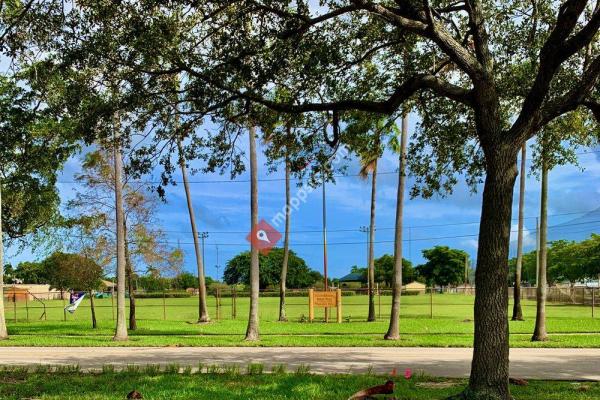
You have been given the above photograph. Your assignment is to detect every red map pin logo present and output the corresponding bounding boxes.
[246,219,282,255]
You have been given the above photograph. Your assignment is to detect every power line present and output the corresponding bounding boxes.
[56,149,600,185]
[63,219,600,247]
[151,209,600,235]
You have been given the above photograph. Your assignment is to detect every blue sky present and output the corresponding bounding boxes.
[7,117,600,280]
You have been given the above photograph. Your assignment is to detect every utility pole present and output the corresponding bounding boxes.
[199,232,209,279]
[408,226,412,263]
[359,225,370,272]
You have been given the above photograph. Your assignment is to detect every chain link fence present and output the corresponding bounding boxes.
[2,285,598,323]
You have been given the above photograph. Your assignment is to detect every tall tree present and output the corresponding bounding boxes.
[361,150,378,322]
[0,184,7,339]
[529,117,595,339]
[263,118,310,322]
[178,139,210,323]
[68,149,182,331]
[279,151,291,322]
[385,115,409,339]
[532,142,549,341]
[113,116,128,341]
[350,118,387,322]
[512,145,527,321]
[245,125,260,341]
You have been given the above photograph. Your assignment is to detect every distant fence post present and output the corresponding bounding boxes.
[216,288,220,321]
[430,287,433,319]
[13,292,17,323]
[62,292,66,322]
[377,283,381,320]
[232,286,237,319]
[308,289,314,322]
[593,288,595,318]
[25,293,29,323]
[162,290,166,320]
[336,289,342,323]
[111,288,115,321]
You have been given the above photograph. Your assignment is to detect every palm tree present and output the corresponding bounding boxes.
[113,114,128,341]
[359,137,380,323]
[178,140,210,323]
[0,182,8,339]
[385,115,409,340]
[512,144,526,321]
[245,125,260,341]
[278,150,291,322]
[532,147,549,341]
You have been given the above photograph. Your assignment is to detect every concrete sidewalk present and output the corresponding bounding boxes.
[0,347,598,380]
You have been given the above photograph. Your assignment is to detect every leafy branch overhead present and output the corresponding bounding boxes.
[38,1,599,197]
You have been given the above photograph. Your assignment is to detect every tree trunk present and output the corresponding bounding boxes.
[532,158,549,341]
[89,290,97,329]
[178,140,211,323]
[0,182,9,339]
[512,144,526,321]
[123,222,137,331]
[460,148,517,400]
[367,159,378,322]
[113,117,128,341]
[245,125,260,341]
[279,155,291,322]
[385,115,408,340]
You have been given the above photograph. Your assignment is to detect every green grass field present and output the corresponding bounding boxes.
[0,368,598,400]
[2,293,599,347]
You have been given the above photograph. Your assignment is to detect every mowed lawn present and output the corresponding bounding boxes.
[0,368,599,400]
[2,293,599,347]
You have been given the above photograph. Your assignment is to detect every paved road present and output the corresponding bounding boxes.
[0,347,598,380]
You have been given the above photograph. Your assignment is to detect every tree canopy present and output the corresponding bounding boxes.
[349,255,414,286]
[224,248,321,289]
[416,246,468,288]
[42,252,103,292]
[509,234,600,286]
[0,75,79,243]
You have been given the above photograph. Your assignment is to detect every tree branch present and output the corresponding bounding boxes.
[532,54,600,134]
[511,0,593,136]
[464,0,494,74]
[277,4,358,38]
[353,0,483,80]
[207,74,473,115]
[582,100,600,122]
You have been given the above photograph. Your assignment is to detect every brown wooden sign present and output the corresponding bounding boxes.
[308,289,342,323]
[313,291,337,307]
